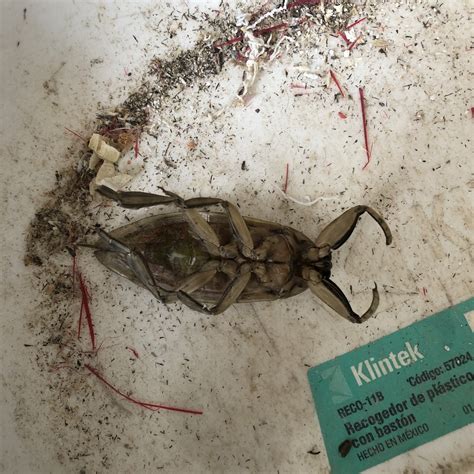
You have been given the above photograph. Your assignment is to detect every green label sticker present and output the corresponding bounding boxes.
[307,298,474,473]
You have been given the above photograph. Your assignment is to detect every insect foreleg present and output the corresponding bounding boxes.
[314,205,392,250]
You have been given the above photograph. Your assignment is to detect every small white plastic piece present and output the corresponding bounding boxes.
[95,161,116,184]
[88,133,120,163]
[274,184,338,207]
[99,173,133,191]
[90,161,118,196]
[88,152,101,170]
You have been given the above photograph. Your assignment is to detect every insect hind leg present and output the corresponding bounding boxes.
[308,276,379,324]
[177,270,252,315]
[95,228,172,302]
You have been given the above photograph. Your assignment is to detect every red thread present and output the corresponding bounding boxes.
[134,136,139,159]
[338,112,347,119]
[359,88,371,170]
[214,0,321,49]
[348,34,362,51]
[214,36,244,48]
[78,298,84,339]
[126,346,140,359]
[214,22,288,48]
[345,18,366,30]
[235,51,249,63]
[329,70,345,97]
[64,127,87,142]
[78,274,96,350]
[254,22,288,36]
[338,31,350,45]
[84,364,203,415]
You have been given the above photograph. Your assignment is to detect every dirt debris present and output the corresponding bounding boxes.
[26,1,374,267]
[25,165,93,268]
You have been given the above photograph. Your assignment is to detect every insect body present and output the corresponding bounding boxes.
[92,186,392,323]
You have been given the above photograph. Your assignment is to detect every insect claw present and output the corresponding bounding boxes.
[357,283,379,323]
[315,205,392,250]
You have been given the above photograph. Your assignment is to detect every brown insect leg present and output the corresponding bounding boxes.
[185,199,254,256]
[97,186,177,208]
[315,205,392,250]
[174,260,220,293]
[308,278,379,324]
[96,229,172,302]
[98,186,254,257]
[178,271,252,315]
[310,205,390,323]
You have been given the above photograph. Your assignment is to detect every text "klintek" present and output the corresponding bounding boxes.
[351,342,424,386]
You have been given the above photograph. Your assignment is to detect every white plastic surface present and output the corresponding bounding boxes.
[1,1,472,472]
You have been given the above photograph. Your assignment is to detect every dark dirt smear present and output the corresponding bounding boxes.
[118,41,229,129]
[100,1,357,129]
[25,166,93,268]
